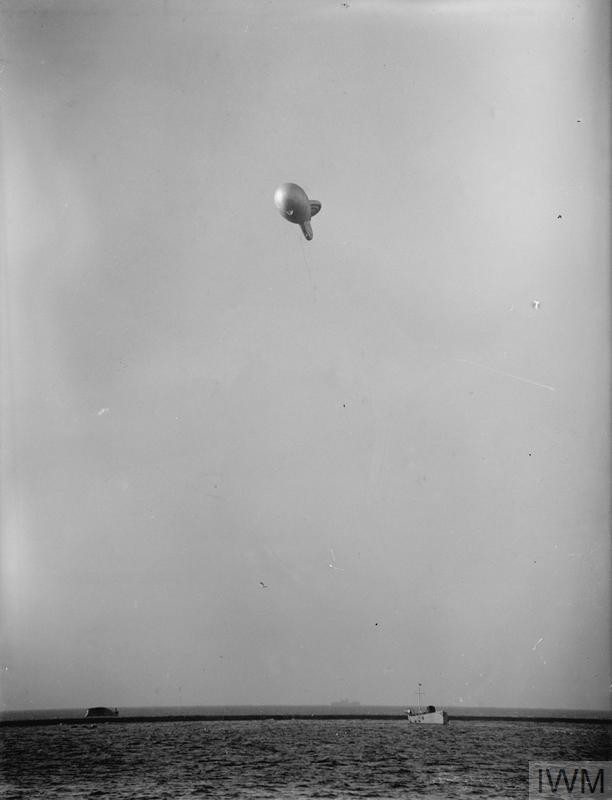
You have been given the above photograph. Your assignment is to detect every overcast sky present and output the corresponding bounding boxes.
[1,0,609,712]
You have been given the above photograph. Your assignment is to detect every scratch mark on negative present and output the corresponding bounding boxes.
[455,359,555,392]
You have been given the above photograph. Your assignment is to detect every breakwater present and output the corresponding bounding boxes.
[2,713,609,728]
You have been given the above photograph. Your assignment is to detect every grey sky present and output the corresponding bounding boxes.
[1,0,609,711]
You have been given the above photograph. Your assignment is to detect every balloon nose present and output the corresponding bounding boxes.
[274,186,288,211]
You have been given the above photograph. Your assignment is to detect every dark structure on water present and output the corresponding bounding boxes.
[84,707,118,718]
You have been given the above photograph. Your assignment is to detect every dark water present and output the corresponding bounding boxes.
[1,719,610,799]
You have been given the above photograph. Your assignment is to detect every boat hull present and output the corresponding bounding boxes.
[406,710,448,725]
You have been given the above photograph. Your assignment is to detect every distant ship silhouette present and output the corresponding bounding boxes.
[84,706,119,718]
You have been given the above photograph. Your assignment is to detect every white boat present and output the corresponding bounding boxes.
[405,684,448,725]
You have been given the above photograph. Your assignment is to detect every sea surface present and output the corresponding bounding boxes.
[1,713,610,799]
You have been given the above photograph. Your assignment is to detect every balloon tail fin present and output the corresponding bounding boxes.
[300,221,313,241]
[310,201,321,217]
